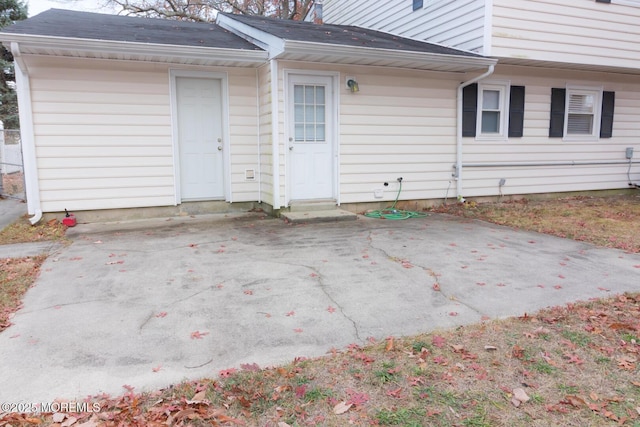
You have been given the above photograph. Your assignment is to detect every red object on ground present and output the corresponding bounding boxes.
[62,215,77,227]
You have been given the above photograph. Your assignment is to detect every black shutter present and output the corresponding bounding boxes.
[508,86,525,138]
[600,91,615,138]
[549,88,566,138]
[462,83,477,137]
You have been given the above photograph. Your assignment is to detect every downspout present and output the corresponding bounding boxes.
[11,42,42,225]
[256,67,262,203]
[270,58,280,209]
[456,64,494,199]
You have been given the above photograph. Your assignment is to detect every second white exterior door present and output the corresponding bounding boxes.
[176,76,225,201]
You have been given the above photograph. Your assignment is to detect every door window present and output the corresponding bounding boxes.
[294,85,326,142]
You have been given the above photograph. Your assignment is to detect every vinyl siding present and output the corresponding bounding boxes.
[459,65,640,198]
[278,62,462,205]
[322,0,486,53]
[492,0,640,68]
[26,56,260,212]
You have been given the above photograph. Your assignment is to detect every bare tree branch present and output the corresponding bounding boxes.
[108,0,314,21]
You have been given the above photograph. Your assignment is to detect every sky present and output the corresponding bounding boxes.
[26,0,117,17]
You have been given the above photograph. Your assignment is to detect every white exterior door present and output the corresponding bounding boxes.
[176,77,224,201]
[288,74,335,201]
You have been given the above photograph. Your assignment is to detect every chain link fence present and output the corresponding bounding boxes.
[0,129,25,200]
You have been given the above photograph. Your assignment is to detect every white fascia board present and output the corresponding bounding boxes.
[282,40,497,69]
[0,33,268,64]
[216,14,285,58]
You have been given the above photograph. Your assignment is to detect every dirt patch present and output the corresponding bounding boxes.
[431,194,640,253]
[1,171,25,196]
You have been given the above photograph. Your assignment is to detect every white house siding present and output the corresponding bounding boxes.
[226,68,261,203]
[322,0,486,53]
[25,56,260,213]
[460,65,640,198]
[492,0,640,69]
[277,61,462,206]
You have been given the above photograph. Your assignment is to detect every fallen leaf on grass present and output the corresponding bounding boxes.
[219,368,237,377]
[333,401,352,414]
[385,337,394,351]
[511,388,530,407]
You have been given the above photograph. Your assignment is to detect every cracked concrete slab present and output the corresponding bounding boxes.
[0,211,639,403]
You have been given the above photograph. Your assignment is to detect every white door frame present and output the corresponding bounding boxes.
[283,69,340,207]
[169,69,231,204]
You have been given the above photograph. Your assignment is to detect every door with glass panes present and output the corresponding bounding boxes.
[287,74,335,201]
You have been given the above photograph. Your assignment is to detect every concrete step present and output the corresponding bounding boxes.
[281,209,358,224]
[288,200,338,212]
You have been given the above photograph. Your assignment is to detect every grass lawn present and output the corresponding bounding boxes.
[1,194,639,426]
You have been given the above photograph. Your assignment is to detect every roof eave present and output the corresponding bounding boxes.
[280,40,497,72]
[0,33,269,66]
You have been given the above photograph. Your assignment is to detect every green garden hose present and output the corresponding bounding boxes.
[364,180,429,220]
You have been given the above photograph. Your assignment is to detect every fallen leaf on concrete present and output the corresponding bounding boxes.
[190,330,209,339]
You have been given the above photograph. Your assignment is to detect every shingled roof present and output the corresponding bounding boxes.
[2,9,262,51]
[219,12,482,58]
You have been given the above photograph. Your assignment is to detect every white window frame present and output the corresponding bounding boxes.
[475,80,510,141]
[563,86,602,141]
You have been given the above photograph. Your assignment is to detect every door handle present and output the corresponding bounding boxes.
[289,146,293,151]
[218,146,223,151]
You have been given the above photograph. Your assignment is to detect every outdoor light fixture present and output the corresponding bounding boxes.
[346,77,359,93]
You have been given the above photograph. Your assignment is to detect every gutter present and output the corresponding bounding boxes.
[0,33,269,65]
[456,64,495,199]
[11,42,42,225]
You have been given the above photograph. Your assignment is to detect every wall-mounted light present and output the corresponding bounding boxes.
[346,76,359,93]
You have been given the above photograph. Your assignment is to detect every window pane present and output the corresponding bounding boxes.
[482,90,500,109]
[481,111,500,133]
[294,85,304,104]
[305,124,315,140]
[567,114,593,135]
[315,86,325,105]
[294,105,304,122]
[316,105,325,123]
[316,124,325,141]
[304,86,315,104]
[568,94,594,114]
[305,105,315,122]
[295,124,304,141]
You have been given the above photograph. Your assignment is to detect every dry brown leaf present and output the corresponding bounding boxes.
[333,401,352,415]
[589,391,599,401]
[564,395,586,407]
[385,337,394,351]
[513,388,530,403]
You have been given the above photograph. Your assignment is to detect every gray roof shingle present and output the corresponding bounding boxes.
[2,9,263,50]
[220,12,482,58]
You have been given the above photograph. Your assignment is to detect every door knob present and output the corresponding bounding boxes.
[218,146,222,151]
[289,146,293,151]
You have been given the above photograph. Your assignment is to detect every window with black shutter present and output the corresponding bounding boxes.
[462,82,525,139]
[549,87,614,139]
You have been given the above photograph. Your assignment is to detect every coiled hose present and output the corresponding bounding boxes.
[364,180,429,220]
